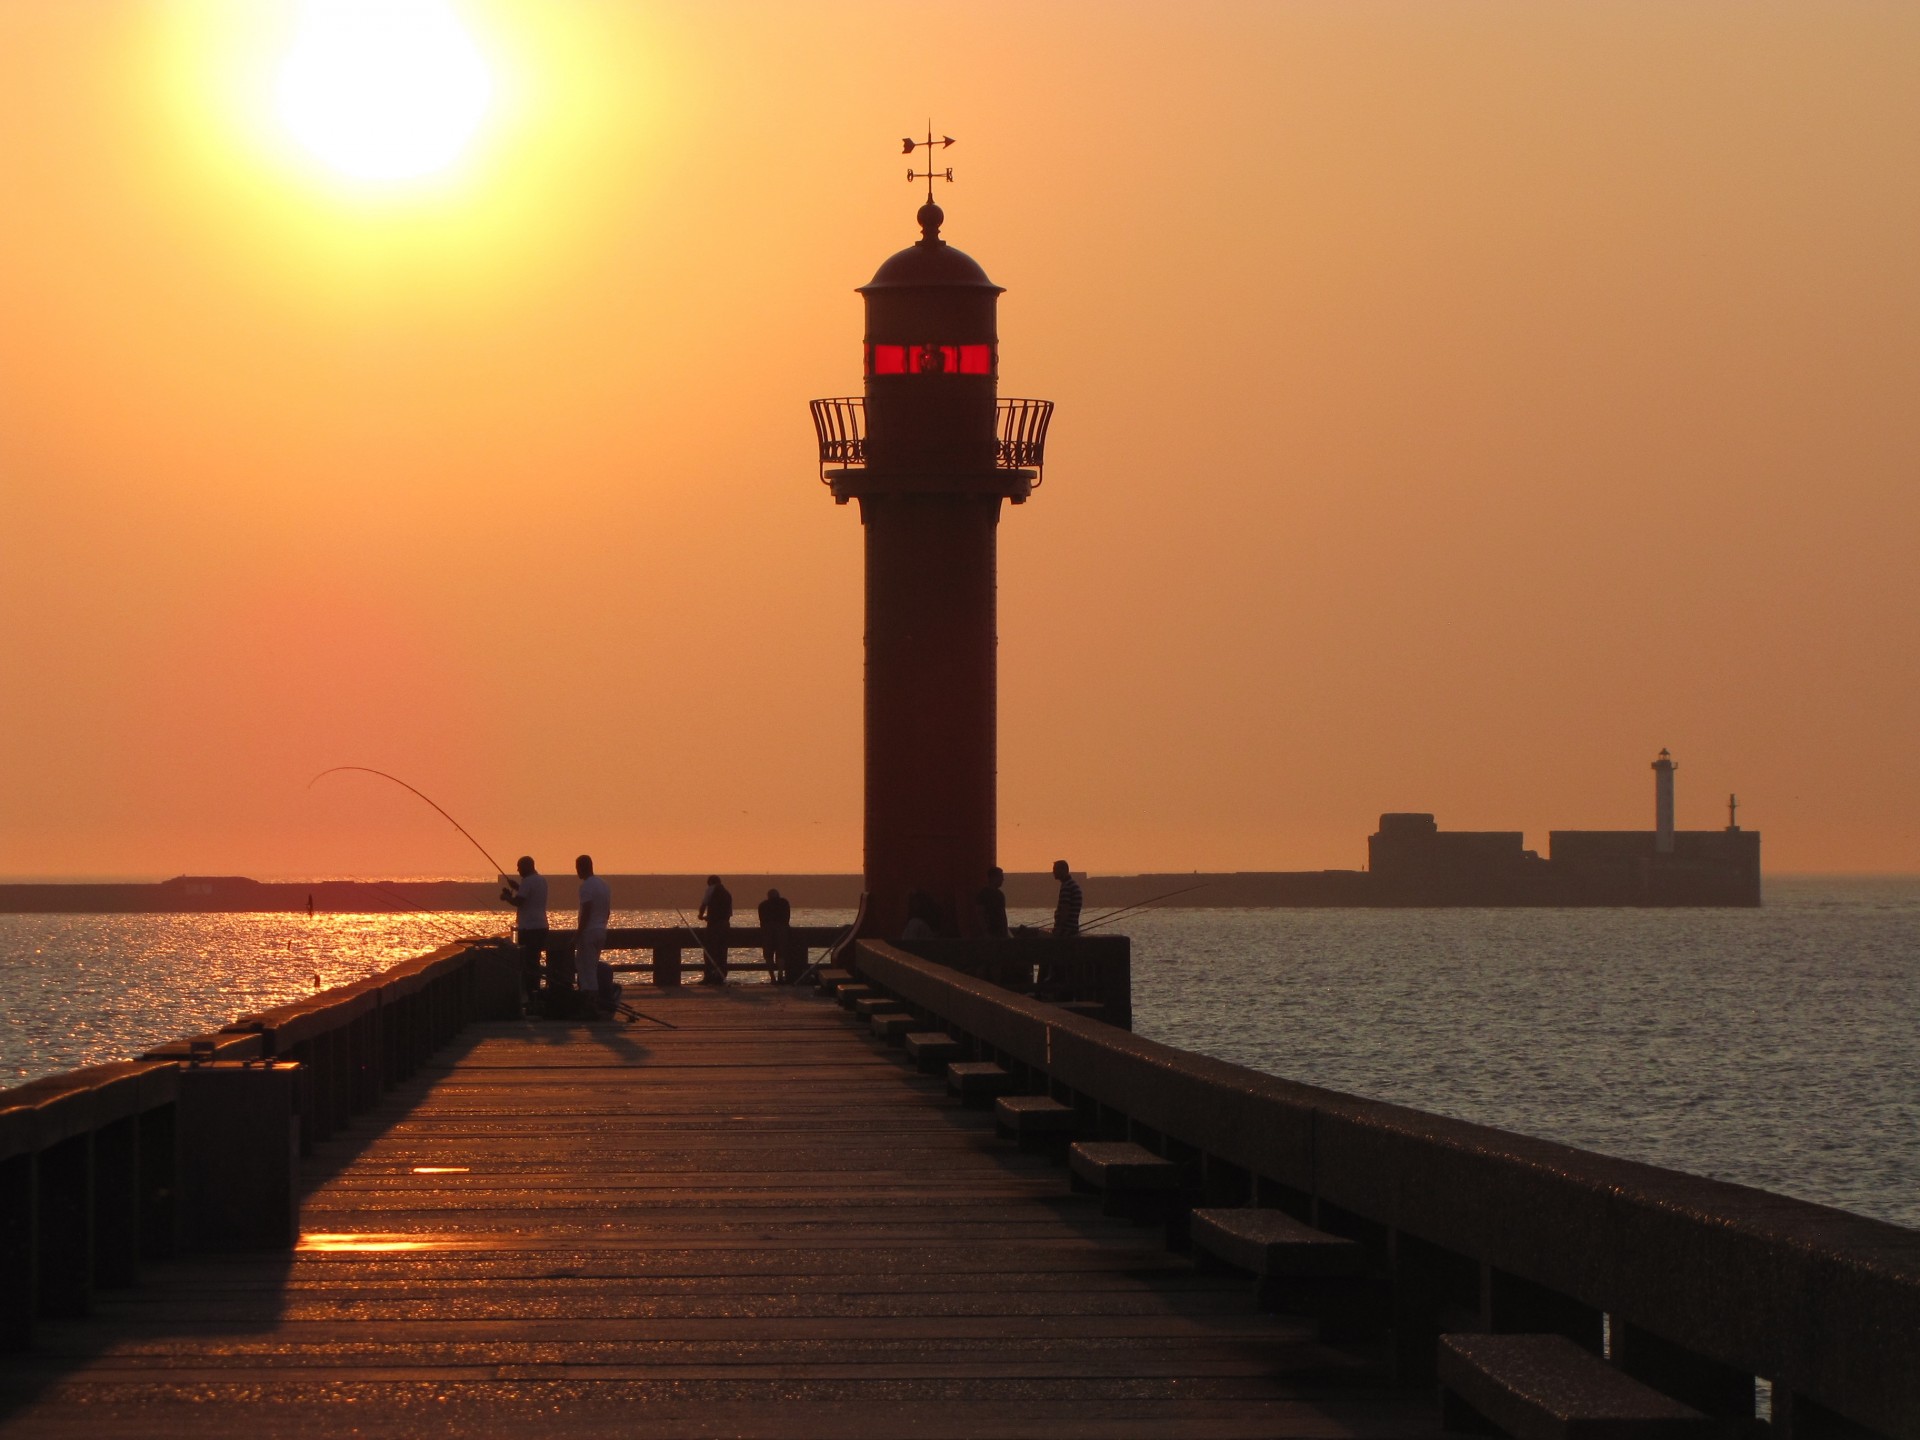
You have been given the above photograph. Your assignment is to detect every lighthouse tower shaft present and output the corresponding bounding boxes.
[1653,749,1677,855]
[811,200,1051,938]
[863,498,1000,937]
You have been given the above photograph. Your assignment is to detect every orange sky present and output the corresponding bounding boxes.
[2,2,1916,879]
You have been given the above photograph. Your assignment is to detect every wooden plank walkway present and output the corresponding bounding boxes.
[0,989,1439,1439]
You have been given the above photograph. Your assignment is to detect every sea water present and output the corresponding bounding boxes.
[2,878,1914,1227]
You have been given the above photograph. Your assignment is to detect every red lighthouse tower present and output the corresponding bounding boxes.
[810,146,1052,938]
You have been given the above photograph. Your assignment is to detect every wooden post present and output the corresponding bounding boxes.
[35,1133,92,1318]
[91,1115,141,1288]
[0,1153,34,1349]
[177,1062,301,1251]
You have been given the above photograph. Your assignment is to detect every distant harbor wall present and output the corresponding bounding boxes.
[0,859,1759,914]
[0,874,873,914]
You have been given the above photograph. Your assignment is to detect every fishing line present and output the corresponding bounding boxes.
[334,882,472,946]
[1075,881,1217,935]
[308,766,508,878]
[371,882,493,944]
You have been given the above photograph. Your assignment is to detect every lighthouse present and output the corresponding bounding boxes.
[1652,748,1677,854]
[809,140,1053,938]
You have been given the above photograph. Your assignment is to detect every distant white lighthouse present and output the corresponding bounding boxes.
[1652,748,1677,854]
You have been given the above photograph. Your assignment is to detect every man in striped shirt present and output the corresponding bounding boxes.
[1051,860,1083,939]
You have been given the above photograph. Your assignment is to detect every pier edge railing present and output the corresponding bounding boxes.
[0,937,521,1351]
[849,938,1920,1440]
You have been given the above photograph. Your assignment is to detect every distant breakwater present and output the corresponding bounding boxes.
[2,865,1771,914]
[0,871,1366,914]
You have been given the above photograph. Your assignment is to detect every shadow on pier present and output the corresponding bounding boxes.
[2,983,1411,1438]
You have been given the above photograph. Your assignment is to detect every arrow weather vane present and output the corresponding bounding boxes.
[903,124,955,203]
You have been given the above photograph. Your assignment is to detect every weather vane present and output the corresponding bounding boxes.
[903,125,955,203]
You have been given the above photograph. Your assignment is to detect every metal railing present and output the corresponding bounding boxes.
[808,397,1055,482]
[808,397,867,476]
[995,397,1053,480]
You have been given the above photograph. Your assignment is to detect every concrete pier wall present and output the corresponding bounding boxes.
[0,938,522,1349]
[852,939,1920,1440]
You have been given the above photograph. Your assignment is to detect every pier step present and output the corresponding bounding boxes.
[1190,1207,1381,1338]
[995,1093,1080,1147]
[1190,1207,1368,1279]
[904,1032,965,1074]
[1069,1141,1180,1193]
[947,1061,1014,1106]
[1069,1140,1186,1225]
[854,995,907,1020]
[834,983,875,1010]
[870,1012,917,1043]
[1438,1333,1716,1440]
[811,967,852,992]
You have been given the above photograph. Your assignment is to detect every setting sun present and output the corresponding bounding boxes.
[275,0,493,183]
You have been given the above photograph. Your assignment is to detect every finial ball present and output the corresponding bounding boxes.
[917,201,945,242]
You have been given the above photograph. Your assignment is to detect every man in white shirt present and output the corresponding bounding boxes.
[500,856,550,1006]
[575,854,612,1000]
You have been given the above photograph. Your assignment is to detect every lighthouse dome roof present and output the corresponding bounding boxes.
[859,203,1003,293]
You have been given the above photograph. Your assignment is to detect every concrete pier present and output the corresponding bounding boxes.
[0,988,1423,1438]
[3,940,1915,1440]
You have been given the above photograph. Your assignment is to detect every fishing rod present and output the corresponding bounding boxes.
[616,998,679,1029]
[550,914,680,1030]
[1074,881,1217,935]
[674,907,724,985]
[308,766,509,879]
[306,765,684,1024]
[558,910,689,1026]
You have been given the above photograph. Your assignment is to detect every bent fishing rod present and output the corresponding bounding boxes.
[308,766,519,939]
[308,766,510,879]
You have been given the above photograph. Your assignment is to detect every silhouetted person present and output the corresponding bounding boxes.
[975,866,1009,939]
[575,855,610,1002]
[1051,860,1082,940]
[500,855,550,1005]
[698,874,732,985]
[758,887,792,982]
[901,888,944,941]
[1041,860,1083,993]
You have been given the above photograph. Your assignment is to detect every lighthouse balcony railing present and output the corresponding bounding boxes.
[809,397,868,476]
[809,396,1054,482]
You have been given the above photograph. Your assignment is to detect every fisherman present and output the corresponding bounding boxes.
[1051,859,1083,940]
[575,855,611,1007]
[1040,859,1083,993]
[500,856,550,1006]
[697,875,733,985]
[757,887,792,982]
[974,866,1010,939]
